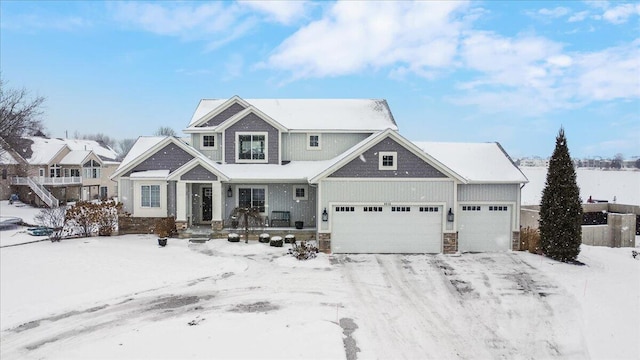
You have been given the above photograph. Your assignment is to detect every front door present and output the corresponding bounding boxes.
[202,187,212,222]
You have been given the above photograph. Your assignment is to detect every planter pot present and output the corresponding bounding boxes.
[158,238,167,247]
[259,233,270,243]
[285,234,296,244]
[270,236,283,247]
[295,221,304,229]
[228,233,240,242]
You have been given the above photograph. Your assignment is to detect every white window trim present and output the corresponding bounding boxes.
[306,133,321,150]
[378,151,397,171]
[293,185,308,201]
[235,132,268,163]
[236,185,268,214]
[200,134,217,149]
[140,184,161,208]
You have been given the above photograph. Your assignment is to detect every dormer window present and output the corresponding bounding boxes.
[201,134,216,149]
[307,134,321,150]
[237,132,267,163]
[83,160,101,179]
[379,152,397,171]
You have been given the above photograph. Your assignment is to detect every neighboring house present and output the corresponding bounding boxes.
[111,96,528,254]
[2,137,120,207]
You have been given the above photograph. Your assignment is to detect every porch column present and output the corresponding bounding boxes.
[176,182,187,222]
[212,181,222,221]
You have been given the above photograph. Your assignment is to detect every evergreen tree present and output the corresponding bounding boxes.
[539,128,583,262]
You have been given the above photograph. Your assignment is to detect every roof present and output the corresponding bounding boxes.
[23,137,118,165]
[217,161,333,182]
[0,150,20,165]
[188,98,398,132]
[413,142,528,184]
[59,150,92,165]
[118,136,166,172]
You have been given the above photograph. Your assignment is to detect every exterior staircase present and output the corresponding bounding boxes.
[11,177,59,208]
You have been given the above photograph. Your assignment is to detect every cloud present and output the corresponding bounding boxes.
[568,10,590,22]
[1,14,92,31]
[238,1,310,25]
[263,1,471,80]
[538,7,570,18]
[602,3,640,24]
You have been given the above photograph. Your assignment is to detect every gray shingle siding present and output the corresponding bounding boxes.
[224,113,279,164]
[329,137,446,178]
[200,103,246,127]
[124,144,194,176]
[180,165,218,181]
[167,181,176,217]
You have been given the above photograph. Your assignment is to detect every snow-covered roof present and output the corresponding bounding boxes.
[413,142,528,183]
[59,150,91,165]
[117,136,166,173]
[0,150,20,165]
[217,161,333,182]
[23,137,118,165]
[130,170,170,179]
[188,98,397,132]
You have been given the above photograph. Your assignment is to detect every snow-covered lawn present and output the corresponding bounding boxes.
[1,201,639,359]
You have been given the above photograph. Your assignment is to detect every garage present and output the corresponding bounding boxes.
[331,204,443,253]
[458,204,512,252]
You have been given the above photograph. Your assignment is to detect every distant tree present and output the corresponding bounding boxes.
[74,132,116,150]
[0,77,46,155]
[539,128,583,262]
[154,127,177,137]
[610,153,623,169]
[635,158,640,169]
[117,138,136,160]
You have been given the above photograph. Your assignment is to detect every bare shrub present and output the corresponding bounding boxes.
[34,207,66,241]
[521,227,541,254]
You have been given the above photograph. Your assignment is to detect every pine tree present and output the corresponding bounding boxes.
[539,128,583,262]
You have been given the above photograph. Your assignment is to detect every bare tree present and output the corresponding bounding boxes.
[0,77,46,155]
[611,153,624,169]
[117,138,136,160]
[74,132,117,150]
[34,207,67,242]
[154,126,177,137]
[230,207,264,243]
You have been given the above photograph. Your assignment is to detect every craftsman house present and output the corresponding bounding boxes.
[1,137,120,207]
[111,96,528,253]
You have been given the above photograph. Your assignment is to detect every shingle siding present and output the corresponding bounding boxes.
[224,113,279,164]
[124,144,194,176]
[329,138,446,178]
[200,103,246,127]
[180,165,218,181]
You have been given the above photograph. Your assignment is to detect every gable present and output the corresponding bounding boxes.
[180,164,219,181]
[224,113,280,165]
[329,137,447,178]
[124,144,194,177]
[199,102,246,128]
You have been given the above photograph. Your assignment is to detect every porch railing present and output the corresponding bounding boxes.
[10,177,59,208]
[10,176,82,186]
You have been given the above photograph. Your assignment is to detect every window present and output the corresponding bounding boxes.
[49,164,61,178]
[419,206,439,212]
[379,151,397,170]
[462,206,482,211]
[335,206,355,212]
[364,206,383,212]
[1,168,6,180]
[391,206,410,212]
[489,206,508,211]
[293,185,308,200]
[39,168,45,177]
[238,187,266,212]
[141,185,160,208]
[70,169,80,177]
[307,134,321,150]
[237,132,267,163]
[100,186,108,199]
[83,160,101,179]
[201,134,216,148]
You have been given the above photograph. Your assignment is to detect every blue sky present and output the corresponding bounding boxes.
[1,1,638,159]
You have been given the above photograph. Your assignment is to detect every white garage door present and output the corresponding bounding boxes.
[458,205,511,252]
[331,205,442,253]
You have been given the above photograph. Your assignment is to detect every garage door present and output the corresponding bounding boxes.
[331,205,442,253]
[458,205,511,252]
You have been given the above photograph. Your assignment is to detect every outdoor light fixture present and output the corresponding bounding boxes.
[447,208,454,222]
[227,186,232,198]
[322,208,328,222]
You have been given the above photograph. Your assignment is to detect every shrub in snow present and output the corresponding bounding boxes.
[34,207,66,242]
[520,227,541,254]
[285,234,296,244]
[65,201,100,237]
[228,233,240,242]
[270,236,283,247]
[258,233,270,243]
[539,128,582,262]
[154,216,175,238]
[97,201,122,236]
[288,240,319,260]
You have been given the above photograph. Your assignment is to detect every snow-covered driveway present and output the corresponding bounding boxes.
[334,253,586,359]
